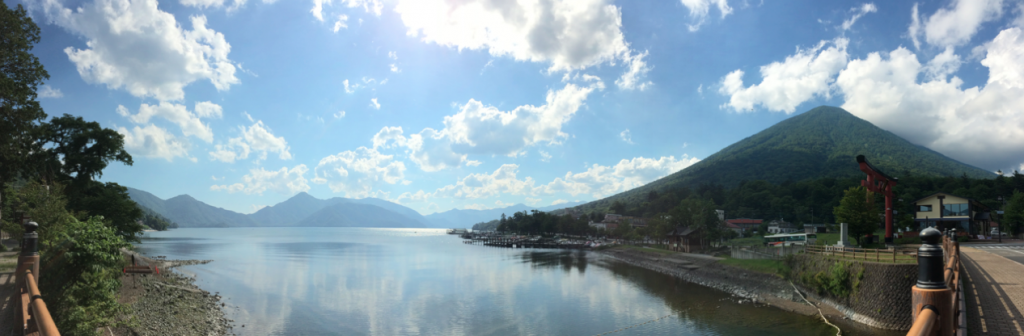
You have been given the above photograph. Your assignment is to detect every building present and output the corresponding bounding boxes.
[766,220,798,234]
[724,222,743,237]
[588,222,607,230]
[803,223,828,233]
[912,192,992,236]
[668,226,703,253]
[725,218,763,231]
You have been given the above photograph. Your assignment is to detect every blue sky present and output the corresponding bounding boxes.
[11,0,1024,214]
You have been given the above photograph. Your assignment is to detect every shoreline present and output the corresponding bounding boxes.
[111,250,233,336]
[595,246,902,335]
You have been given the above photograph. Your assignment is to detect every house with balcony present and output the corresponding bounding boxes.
[912,192,992,236]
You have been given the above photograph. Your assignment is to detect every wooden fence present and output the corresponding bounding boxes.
[804,245,918,263]
[906,233,964,336]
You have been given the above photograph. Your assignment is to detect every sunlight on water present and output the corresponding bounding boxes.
[137,228,885,336]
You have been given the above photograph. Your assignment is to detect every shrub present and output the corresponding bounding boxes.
[39,216,132,336]
[808,261,853,298]
[957,236,969,243]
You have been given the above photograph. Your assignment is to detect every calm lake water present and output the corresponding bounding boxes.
[136,228,882,336]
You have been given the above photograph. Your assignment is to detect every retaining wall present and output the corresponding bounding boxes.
[788,254,918,330]
[730,245,805,260]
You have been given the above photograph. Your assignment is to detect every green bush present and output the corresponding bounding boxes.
[895,236,921,245]
[39,216,132,336]
[808,261,854,298]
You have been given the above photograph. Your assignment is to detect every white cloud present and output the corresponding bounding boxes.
[334,110,346,119]
[117,124,191,161]
[41,0,238,101]
[343,79,358,93]
[840,3,877,31]
[465,160,483,167]
[388,51,397,60]
[616,51,653,90]
[333,14,349,32]
[923,46,963,81]
[118,102,215,142]
[538,150,552,162]
[394,0,650,86]
[619,129,633,144]
[250,204,268,213]
[525,197,541,206]
[679,0,733,32]
[463,203,487,210]
[208,120,291,163]
[312,147,407,197]
[909,4,923,50]
[211,175,223,181]
[38,85,63,98]
[434,164,536,199]
[538,155,701,198]
[390,64,400,73]
[719,37,849,113]
[551,199,568,206]
[837,27,1024,170]
[375,84,594,172]
[194,101,223,119]
[370,98,380,110]
[911,0,1004,48]
[312,0,382,22]
[212,165,310,195]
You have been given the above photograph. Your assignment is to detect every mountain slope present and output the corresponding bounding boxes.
[578,106,994,211]
[296,203,428,228]
[346,198,433,228]
[425,201,586,228]
[249,192,344,226]
[163,195,261,228]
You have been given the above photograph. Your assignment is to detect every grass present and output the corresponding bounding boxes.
[719,257,790,278]
[0,258,17,272]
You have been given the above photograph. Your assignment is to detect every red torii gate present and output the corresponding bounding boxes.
[857,155,897,245]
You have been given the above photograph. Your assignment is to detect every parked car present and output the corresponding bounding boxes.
[990,228,1009,237]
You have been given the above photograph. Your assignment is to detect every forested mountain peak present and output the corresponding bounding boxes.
[576,105,994,212]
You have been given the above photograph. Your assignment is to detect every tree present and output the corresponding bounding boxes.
[1005,191,1024,236]
[610,200,625,215]
[37,114,133,185]
[0,2,50,225]
[1,181,75,251]
[834,186,879,246]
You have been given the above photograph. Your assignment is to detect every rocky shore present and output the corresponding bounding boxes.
[109,251,233,336]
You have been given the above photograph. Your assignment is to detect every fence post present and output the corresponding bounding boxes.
[912,227,953,336]
[14,221,41,333]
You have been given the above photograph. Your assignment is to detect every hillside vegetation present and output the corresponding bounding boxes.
[576,106,994,214]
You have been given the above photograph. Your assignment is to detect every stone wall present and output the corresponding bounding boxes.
[788,254,918,330]
[730,245,805,260]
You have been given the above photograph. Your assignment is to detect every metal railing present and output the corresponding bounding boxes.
[12,221,61,336]
[805,245,918,263]
[907,228,964,336]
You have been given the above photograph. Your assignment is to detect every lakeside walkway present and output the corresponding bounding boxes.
[961,246,1024,335]
[0,271,15,336]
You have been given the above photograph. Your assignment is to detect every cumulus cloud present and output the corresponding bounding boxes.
[312,147,407,197]
[194,101,223,119]
[719,38,849,113]
[679,0,733,32]
[117,102,216,142]
[537,155,701,198]
[117,124,191,161]
[840,3,877,31]
[838,27,1024,170]
[334,110,346,119]
[434,164,536,199]
[551,199,568,206]
[465,160,482,167]
[38,85,63,98]
[909,0,1004,48]
[333,14,348,32]
[40,0,238,101]
[212,165,310,195]
[374,84,594,172]
[395,0,651,87]
[208,120,292,163]
[370,98,380,110]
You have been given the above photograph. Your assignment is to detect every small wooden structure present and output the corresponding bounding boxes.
[668,226,702,253]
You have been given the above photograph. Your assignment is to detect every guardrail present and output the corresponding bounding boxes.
[907,228,965,336]
[12,221,61,336]
[805,245,918,263]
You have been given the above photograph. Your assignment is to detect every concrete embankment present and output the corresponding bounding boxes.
[110,250,233,336]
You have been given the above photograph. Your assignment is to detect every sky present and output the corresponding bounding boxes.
[10,0,1024,215]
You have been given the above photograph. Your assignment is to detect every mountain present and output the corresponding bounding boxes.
[576,105,995,211]
[295,202,428,228]
[126,187,433,229]
[163,194,261,228]
[425,201,587,228]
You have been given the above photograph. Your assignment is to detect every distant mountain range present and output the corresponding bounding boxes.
[575,105,995,212]
[126,188,583,229]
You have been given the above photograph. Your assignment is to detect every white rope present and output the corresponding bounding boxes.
[790,281,841,336]
[592,314,673,336]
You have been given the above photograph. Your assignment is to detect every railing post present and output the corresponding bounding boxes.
[912,227,953,336]
[15,221,41,334]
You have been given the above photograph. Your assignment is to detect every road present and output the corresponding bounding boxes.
[962,242,1024,266]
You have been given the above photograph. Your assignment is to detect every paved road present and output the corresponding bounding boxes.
[961,247,1024,335]
[963,243,1024,266]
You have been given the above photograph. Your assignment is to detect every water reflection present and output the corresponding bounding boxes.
[137,228,858,336]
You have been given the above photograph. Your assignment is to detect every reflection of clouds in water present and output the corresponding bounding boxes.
[138,228,837,336]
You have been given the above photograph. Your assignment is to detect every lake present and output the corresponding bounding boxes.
[136,227,861,335]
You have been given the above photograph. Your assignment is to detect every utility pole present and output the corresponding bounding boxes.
[998,196,1005,243]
